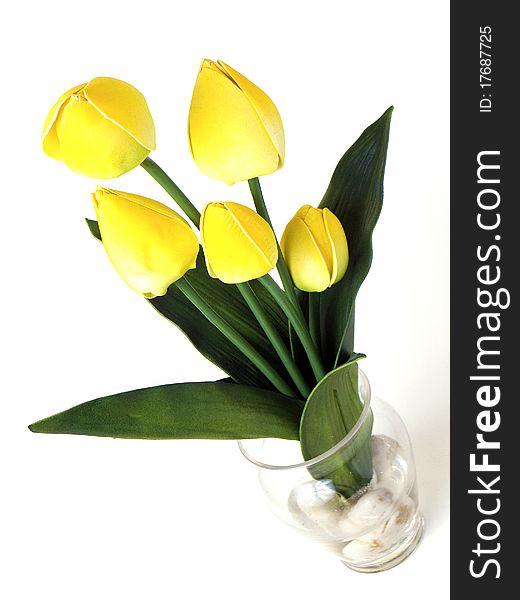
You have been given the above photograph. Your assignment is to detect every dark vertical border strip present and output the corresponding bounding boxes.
[451,2,515,595]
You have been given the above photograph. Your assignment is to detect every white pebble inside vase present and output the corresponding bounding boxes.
[288,434,421,569]
[239,385,425,574]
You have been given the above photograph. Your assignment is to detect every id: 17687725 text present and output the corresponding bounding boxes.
[480,25,492,113]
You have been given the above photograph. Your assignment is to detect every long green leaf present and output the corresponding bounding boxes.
[312,107,393,369]
[86,219,295,392]
[29,381,303,440]
[299,359,372,497]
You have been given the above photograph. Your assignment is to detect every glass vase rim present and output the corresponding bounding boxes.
[238,367,372,471]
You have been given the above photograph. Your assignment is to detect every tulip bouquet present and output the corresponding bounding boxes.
[31,60,392,501]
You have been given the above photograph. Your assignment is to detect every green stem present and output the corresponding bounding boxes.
[259,276,326,383]
[248,177,327,379]
[342,306,356,364]
[176,278,295,397]
[237,283,311,399]
[308,292,320,347]
[141,157,201,227]
[248,178,300,308]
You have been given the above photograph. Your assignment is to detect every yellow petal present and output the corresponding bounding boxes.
[201,202,277,283]
[299,205,333,278]
[323,208,349,284]
[216,61,284,166]
[188,63,280,184]
[281,217,331,293]
[57,99,150,178]
[94,187,199,297]
[41,83,86,160]
[201,59,224,75]
[225,202,278,267]
[84,77,156,151]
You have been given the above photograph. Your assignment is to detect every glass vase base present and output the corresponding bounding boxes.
[341,512,425,574]
[239,371,424,574]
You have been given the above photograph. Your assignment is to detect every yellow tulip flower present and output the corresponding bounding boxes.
[188,59,285,184]
[201,202,278,283]
[281,205,349,293]
[42,77,156,179]
[93,187,199,298]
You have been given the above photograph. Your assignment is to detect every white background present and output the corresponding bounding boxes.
[1,1,449,598]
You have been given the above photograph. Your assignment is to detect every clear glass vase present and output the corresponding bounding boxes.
[238,369,424,573]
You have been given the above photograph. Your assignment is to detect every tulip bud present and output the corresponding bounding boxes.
[281,205,349,293]
[188,59,285,184]
[201,202,278,283]
[93,187,199,298]
[42,77,156,179]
